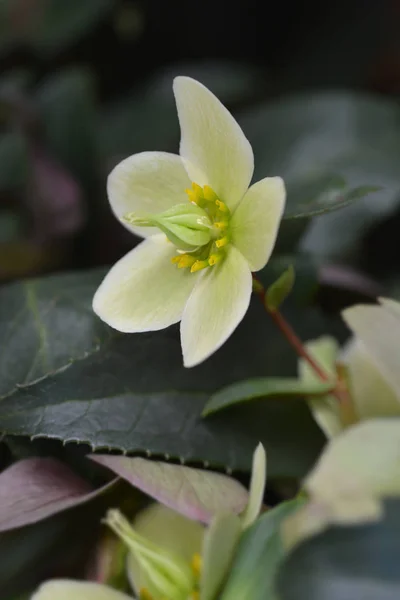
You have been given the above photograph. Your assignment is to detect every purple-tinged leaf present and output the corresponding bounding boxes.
[90,455,248,524]
[0,457,116,531]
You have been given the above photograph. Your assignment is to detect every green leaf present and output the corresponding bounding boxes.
[0,269,111,397]
[265,266,296,311]
[0,269,333,475]
[278,499,400,600]
[239,92,400,230]
[203,378,334,416]
[201,513,242,600]
[258,255,318,306]
[221,498,305,600]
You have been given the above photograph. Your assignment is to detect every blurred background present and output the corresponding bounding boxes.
[1,0,400,289]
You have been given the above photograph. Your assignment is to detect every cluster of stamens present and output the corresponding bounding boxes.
[171,182,231,273]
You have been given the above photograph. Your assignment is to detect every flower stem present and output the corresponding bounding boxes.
[253,276,357,426]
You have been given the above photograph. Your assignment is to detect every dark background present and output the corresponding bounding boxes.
[1,0,399,288]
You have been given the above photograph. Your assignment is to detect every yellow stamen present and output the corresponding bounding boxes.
[214,221,228,230]
[185,189,198,204]
[208,253,223,266]
[191,259,209,273]
[191,553,202,578]
[215,200,230,214]
[177,254,196,269]
[140,589,154,600]
[203,185,218,202]
[186,182,205,206]
[191,592,200,600]
[192,182,204,196]
[215,236,230,248]
[171,255,181,264]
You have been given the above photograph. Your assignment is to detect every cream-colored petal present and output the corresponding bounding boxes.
[31,580,132,600]
[343,338,400,419]
[126,503,203,596]
[173,77,254,211]
[108,151,191,238]
[181,246,252,368]
[342,302,400,397]
[241,443,267,529]
[93,236,197,332]
[231,177,286,271]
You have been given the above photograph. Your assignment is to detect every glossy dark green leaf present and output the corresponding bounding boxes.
[239,93,400,227]
[203,378,333,416]
[278,499,400,600]
[221,499,304,600]
[0,269,110,397]
[0,270,336,474]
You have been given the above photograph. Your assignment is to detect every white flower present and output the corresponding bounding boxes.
[299,298,400,439]
[93,77,285,367]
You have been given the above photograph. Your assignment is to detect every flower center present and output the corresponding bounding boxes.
[171,183,231,273]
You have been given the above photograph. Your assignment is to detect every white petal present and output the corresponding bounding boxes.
[31,580,132,600]
[173,77,254,211]
[181,246,252,367]
[93,236,197,332]
[108,151,191,238]
[343,339,400,419]
[342,301,400,395]
[241,443,267,529]
[231,177,286,271]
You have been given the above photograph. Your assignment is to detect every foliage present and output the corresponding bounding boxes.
[1,3,400,599]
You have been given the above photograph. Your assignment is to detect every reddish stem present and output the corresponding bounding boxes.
[269,309,330,381]
[253,276,356,425]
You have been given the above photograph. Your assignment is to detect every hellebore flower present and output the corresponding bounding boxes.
[93,77,286,367]
[299,298,400,439]
[31,444,267,600]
